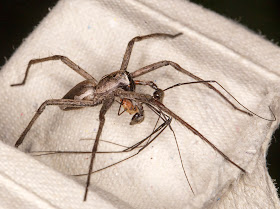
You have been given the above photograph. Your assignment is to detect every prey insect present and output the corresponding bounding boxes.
[11,32,274,201]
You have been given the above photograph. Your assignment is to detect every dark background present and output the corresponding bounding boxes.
[0,0,279,196]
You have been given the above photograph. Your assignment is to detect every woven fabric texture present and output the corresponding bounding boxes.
[0,0,280,208]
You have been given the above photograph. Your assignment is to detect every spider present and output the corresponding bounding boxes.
[11,32,271,201]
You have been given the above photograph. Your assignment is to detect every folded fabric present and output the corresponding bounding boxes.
[0,0,279,208]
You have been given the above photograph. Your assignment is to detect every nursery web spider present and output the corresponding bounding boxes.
[11,32,274,201]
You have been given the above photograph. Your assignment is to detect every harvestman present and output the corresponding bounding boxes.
[11,33,274,201]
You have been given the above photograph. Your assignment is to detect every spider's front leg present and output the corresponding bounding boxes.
[131,60,255,116]
[115,89,246,173]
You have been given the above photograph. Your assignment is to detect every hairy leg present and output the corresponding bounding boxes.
[130,60,253,116]
[14,98,101,147]
[114,89,246,173]
[84,98,114,201]
[11,55,97,86]
[120,33,182,72]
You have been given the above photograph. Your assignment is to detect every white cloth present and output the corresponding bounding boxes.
[0,0,280,208]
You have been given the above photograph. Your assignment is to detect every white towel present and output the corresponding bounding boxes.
[0,0,279,208]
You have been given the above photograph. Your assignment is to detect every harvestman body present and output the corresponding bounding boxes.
[11,33,273,201]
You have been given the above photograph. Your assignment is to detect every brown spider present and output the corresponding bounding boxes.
[12,32,270,201]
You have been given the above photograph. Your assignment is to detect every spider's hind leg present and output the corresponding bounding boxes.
[11,55,97,86]
[14,99,99,148]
